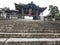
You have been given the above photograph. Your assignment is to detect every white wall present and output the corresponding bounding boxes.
[24,16,33,20]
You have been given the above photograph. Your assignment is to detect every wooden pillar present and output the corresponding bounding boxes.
[29,8,32,16]
[36,10,38,15]
[21,8,24,19]
[36,10,39,20]
[22,8,24,14]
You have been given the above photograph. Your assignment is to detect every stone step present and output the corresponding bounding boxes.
[6,38,60,45]
[0,33,60,38]
[0,38,60,45]
[6,29,59,33]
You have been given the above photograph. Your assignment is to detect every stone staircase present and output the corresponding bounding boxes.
[0,19,60,33]
[0,19,60,45]
[11,21,60,33]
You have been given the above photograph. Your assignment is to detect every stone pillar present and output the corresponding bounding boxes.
[52,18,55,22]
[2,11,7,19]
[40,13,44,21]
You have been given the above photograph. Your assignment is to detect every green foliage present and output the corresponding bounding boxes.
[55,13,60,20]
[49,5,59,18]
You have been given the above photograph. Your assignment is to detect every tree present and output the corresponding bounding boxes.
[48,5,59,18]
[55,12,60,20]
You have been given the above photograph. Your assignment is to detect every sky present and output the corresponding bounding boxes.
[0,0,60,16]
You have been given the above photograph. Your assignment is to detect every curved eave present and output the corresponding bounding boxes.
[39,7,47,12]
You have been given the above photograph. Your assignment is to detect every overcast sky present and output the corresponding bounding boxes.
[0,0,60,16]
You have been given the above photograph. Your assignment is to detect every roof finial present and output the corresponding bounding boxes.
[31,1,33,4]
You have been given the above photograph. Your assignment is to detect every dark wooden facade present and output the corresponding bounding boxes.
[14,2,47,20]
